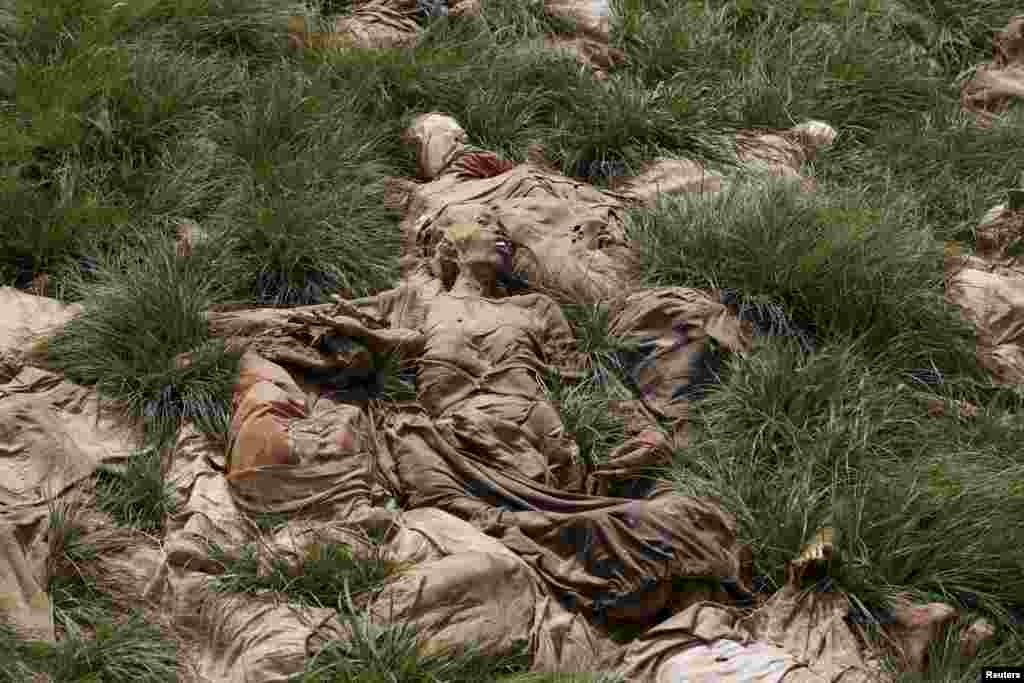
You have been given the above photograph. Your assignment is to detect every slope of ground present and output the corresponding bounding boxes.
[1,0,1023,681]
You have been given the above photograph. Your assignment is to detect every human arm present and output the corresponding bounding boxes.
[289,311,426,358]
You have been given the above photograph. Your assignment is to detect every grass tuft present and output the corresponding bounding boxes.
[41,240,240,446]
[46,612,180,683]
[208,538,396,611]
[670,338,1024,641]
[46,499,114,625]
[626,178,982,378]
[295,604,532,683]
[94,446,179,533]
[544,375,631,471]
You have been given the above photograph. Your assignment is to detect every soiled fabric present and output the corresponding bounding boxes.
[0,287,82,381]
[0,292,137,643]
[614,158,725,205]
[206,304,370,371]
[179,353,384,534]
[0,522,52,642]
[160,421,617,679]
[961,16,1024,123]
[366,290,590,490]
[544,0,612,42]
[733,124,835,192]
[0,367,138,520]
[143,554,346,683]
[402,115,834,306]
[384,407,744,624]
[946,205,1024,384]
[609,591,889,683]
[369,507,617,670]
[404,167,635,303]
[609,287,753,422]
[542,35,625,79]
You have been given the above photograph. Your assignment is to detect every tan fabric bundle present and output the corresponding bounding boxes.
[609,287,753,421]
[946,205,1024,384]
[609,593,887,682]
[961,16,1024,122]
[0,287,81,381]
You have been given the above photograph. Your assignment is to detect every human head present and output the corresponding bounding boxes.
[433,221,515,291]
[416,199,632,303]
[404,112,467,180]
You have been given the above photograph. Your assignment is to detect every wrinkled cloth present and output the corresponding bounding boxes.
[0,287,82,381]
[0,291,135,642]
[384,407,745,623]
[401,115,834,305]
[734,122,837,192]
[355,288,592,490]
[206,304,370,371]
[608,590,889,683]
[371,507,618,670]
[341,274,679,494]
[0,521,52,641]
[299,1,422,50]
[961,16,1024,123]
[946,205,1024,384]
[161,419,619,678]
[165,355,385,561]
[0,367,139,520]
[544,0,612,42]
[544,35,625,79]
[404,166,635,303]
[614,158,725,204]
[609,287,753,421]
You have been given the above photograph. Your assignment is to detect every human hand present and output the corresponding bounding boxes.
[289,312,366,338]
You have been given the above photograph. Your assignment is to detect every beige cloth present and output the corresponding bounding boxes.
[543,35,625,79]
[614,158,725,204]
[371,507,617,670]
[609,589,888,683]
[384,405,744,622]
[0,291,138,643]
[402,114,833,304]
[358,288,592,490]
[206,304,370,370]
[0,367,139,521]
[961,16,1024,122]
[287,1,421,51]
[306,275,750,623]
[609,287,753,421]
[0,286,81,381]
[404,165,635,303]
[334,0,421,48]
[544,0,611,42]
[0,521,52,641]
[159,420,620,678]
[946,205,1024,383]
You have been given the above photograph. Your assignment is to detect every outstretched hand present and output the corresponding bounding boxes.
[289,311,366,338]
[330,295,382,327]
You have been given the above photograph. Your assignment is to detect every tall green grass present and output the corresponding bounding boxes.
[669,339,1024,675]
[626,178,982,377]
[3,0,1024,679]
[41,242,240,446]
[208,538,396,611]
[295,606,532,683]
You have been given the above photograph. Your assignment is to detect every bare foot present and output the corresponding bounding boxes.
[787,526,835,585]
[959,617,996,658]
[887,599,958,672]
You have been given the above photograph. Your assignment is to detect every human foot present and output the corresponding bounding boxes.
[886,599,958,672]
